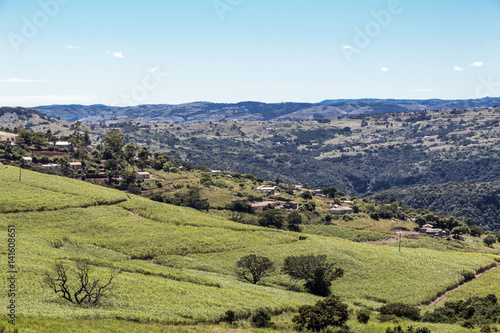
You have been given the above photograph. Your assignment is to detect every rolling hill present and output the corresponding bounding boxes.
[1,163,499,332]
[368,181,500,231]
[29,97,500,124]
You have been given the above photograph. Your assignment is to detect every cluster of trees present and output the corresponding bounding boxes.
[422,294,500,330]
[235,254,343,297]
[374,181,500,231]
[149,187,210,211]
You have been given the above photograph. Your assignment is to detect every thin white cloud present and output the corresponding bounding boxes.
[453,66,464,72]
[471,61,484,67]
[66,45,77,50]
[0,95,99,106]
[150,67,158,73]
[381,67,389,72]
[407,88,436,92]
[0,78,49,83]
[342,45,352,50]
[106,50,124,58]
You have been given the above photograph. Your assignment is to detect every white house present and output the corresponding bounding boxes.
[22,157,32,164]
[69,162,82,169]
[135,171,151,180]
[41,163,60,170]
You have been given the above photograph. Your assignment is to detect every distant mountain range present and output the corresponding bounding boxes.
[29,97,500,124]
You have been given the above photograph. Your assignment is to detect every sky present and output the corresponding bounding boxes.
[0,0,499,106]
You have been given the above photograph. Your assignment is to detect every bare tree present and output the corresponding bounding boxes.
[44,260,120,306]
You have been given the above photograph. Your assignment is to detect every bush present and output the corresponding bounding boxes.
[357,310,371,324]
[127,184,142,195]
[282,255,343,296]
[379,303,421,321]
[223,310,236,324]
[250,308,272,328]
[484,235,497,247]
[293,295,349,331]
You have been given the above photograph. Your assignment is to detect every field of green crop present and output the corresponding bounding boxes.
[1,166,499,332]
[443,264,500,302]
[302,224,389,242]
[0,165,127,213]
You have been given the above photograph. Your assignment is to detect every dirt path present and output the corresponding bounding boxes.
[429,263,500,305]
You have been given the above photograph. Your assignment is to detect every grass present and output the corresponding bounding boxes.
[443,262,500,302]
[1,166,499,331]
[0,165,127,213]
[302,224,390,242]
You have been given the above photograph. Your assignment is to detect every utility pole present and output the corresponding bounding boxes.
[399,232,402,252]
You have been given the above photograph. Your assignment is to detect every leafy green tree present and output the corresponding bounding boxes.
[102,129,125,159]
[123,143,138,171]
[258,209,285,229]
[235,255,275,284]
[286,211,302,232]
[299,200,316,212]
[483,235,497,247]
[282,255,343,296]
[470,225,484,237]
[451,224,470,239]
[292,295,349,331]
[301,191,313,200]
[137,146,151,170]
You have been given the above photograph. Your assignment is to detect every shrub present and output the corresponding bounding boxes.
[484,235,497,247]
[379,303,421,321]
[127,184,142,195]
[357,310,371,324]
[250,308,272,328]
[223,310,236,324]
[293,295,349,331]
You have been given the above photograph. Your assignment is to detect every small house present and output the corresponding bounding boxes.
[41,163,60,170]
[256,185,277,195]
[55,141,72,149]
[22,157,32,164]
[135,171,151,180]
[0,132,18,144]
[211,170,222,176]
[69,162,82,169]
[179,166,187,172]
[419,224,434,233]
[328,204,353,215]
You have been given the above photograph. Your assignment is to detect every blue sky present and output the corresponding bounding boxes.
[1,0,499,106]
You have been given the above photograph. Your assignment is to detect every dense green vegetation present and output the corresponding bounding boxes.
[78,108,500,196]
[370,181,500,231]
[1,165,499,332]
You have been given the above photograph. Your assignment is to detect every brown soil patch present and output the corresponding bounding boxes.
[31,150,68,157]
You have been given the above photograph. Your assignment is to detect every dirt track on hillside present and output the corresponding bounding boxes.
[429,263,500,305]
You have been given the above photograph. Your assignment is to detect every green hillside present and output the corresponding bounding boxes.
[1,164,499,332]
[369,181,500,231]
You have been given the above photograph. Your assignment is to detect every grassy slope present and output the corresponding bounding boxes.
[1,165,499,332]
